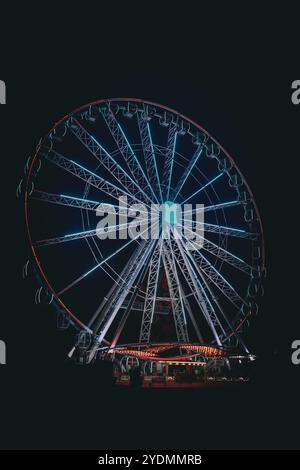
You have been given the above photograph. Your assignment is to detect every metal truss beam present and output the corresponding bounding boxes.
[173,144,204,200]
[184,200,240,216]
[32,191,100,211]
[168,235,224,346]
[199,222,257,239]
[184,236,246,309]
[177,233,249,352]
[162,240,189,343]
[139,239,163,343]
[70,118,154,206]
[110,245,154,348]
[44,149,150,208]
[137,111,163,203]
[87,242,147,330]
[32,191,149,220]
[57,222,154,296]
[162,123,177,200]
[183,225,252,274]
[179,282,204,344]
[92,238,156,345]
[182,173,223,204]
[34,219,148,247]
[100,104,159,203]
[167,236,222,344]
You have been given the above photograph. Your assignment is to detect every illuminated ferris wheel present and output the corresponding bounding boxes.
[20,98,265,371]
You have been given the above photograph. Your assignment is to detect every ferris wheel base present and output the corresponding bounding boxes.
[69,342,256,388]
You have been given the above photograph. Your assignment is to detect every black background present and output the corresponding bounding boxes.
[0,3,299,450]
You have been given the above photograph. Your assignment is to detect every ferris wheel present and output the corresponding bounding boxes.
[21,98,265,367]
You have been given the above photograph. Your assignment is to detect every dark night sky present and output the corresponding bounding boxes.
[0,3,299,450]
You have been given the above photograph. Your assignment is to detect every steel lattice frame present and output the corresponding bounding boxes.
[22,98,266,363]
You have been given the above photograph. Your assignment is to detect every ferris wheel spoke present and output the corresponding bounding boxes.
[88,240,147,329]
[137,111,163,203]
[100,104,159,204]
[88,253,134,293]
[162,242,189,343]
[172,144,204,200]
[184,199,241,217]
[182,172,224,204]
[179,283,204,344]
[81,234,145,299]
[32,190,101,211]
[74,216,150,301]
[174,231,248,351]
[182,234,246,308]
[57,221,156,296]
[167,239,214,344]
[182,225,252,274]
[189,220,257,239]
[34,219,149,247]
[139,239,163,343]
[204,200,241,213]
[89,238,157,350]
[32,191,150,220]
[167,236,225,346]
[162,123,177,201]
[70,118,154,206]
[111,252,151,349]
[45,149,154,210]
